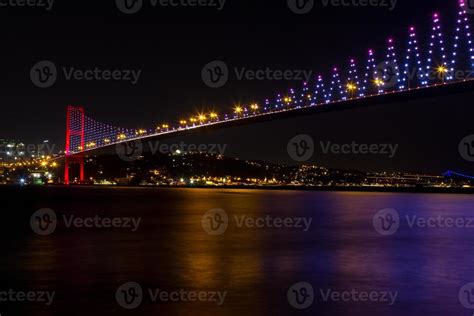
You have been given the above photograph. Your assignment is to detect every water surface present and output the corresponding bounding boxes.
[1,186,474,315]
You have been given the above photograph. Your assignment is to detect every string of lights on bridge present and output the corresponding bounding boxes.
[66,0,473,155]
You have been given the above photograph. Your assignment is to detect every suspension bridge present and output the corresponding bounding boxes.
[61,0,473,184]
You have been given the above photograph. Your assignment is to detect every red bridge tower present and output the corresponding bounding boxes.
[64,106,85,184]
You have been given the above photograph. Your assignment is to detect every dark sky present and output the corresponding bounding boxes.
[0,0,473,174]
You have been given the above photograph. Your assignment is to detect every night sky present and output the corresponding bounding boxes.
[0,0,473,174]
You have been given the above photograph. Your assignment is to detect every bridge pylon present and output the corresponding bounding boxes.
[64,105,85,184]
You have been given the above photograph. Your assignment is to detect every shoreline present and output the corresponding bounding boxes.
[2,184,474,194]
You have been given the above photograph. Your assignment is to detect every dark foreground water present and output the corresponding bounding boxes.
[1,186,474,315]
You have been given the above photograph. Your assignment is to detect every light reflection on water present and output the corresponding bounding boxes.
[2,187,474,315]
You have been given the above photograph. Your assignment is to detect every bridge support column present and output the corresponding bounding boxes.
[64,155,84,185]
[64,157,69,185]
